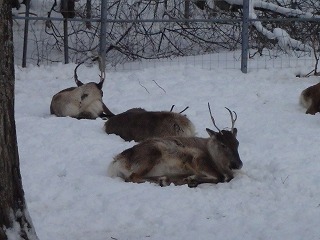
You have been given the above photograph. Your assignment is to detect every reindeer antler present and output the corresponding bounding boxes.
[169,105,189,113]
[179,106,189,114]
[74,56,106,88]
[74,61,85,86]
[208,103,221,133]
[96,55,105,88]
[99,67,105,86]
[225,107,237,133]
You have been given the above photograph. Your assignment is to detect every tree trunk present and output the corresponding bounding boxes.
[184,0,190,19]
[0,0,39,239]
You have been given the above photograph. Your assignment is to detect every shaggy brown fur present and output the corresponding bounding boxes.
[108,128,242,187]
[104,109,195,142]
[300,82,320,115]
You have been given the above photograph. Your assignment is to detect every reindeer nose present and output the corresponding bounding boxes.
[231,158,243,169]
[237,161,243,169]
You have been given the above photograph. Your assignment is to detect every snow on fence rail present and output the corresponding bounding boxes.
[12,0,320,73]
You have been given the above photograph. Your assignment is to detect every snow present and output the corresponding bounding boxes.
[15,55,320,240]
[242,0,314,52]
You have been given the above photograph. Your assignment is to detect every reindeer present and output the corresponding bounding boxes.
[107,104,242,187]
[300,82,320,115]
[50,61,114,119]
[104,106,195,142]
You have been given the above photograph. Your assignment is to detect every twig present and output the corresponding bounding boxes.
[304,69,315,77]
[152,80,166,93]
[139,81,150,94]
[281,175,289,184]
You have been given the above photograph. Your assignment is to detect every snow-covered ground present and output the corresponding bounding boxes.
[15,56,320,240]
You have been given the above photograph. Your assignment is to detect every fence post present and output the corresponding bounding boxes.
[63,0,69,64]
[241,0,250,73]
[63,20,69,64]
[99,0,108,71]
[22,0,31,68]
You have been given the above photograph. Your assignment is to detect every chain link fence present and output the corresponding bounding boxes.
[12,0,320,73]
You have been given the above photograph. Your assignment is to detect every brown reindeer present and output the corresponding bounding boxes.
[107,104,242,187]
[300,82,320,115]
[50,61,114,119]
[104,106,195,142]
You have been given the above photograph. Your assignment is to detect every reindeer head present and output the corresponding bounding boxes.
[207,104,243,171]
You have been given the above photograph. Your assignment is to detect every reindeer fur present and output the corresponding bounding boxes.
[108,128,242,187]
[104,109,195,142]
[300,82,320,115]
[50,82,114,119]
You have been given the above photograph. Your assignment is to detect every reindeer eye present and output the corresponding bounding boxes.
[221,144,227,148]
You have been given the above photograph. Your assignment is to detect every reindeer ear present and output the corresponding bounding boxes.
[97,81,104,90]
[206,128,218,138]
[233,128,238,137]
[76,80,84,87]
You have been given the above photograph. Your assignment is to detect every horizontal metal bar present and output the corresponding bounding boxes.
[105,18,243,23]
[13,15,320,24]
[252,17,320,22]
[107,17,320,23]
[12,15,242,23]
[13,15,101,22]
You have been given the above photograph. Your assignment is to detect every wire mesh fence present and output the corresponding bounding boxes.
[12,0,320,73]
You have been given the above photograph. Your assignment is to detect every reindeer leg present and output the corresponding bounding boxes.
[223,169,234,182]
[121,145,164,184]
[132,175,174,187]
[144,174,193,187]
[141,176,170,186]
[127,157,163,185]
[126,173,145,183]
[127,169,154,184]
[158,174,193,187]
[181,155,231,187]
[306,102,318,115]
[180,154,227,187]
[184,175,226,188]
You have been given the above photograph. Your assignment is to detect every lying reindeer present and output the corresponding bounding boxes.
[50,61,114,119]
[107,104,242,187]
[300,82,320,115]
[104,106,195,142]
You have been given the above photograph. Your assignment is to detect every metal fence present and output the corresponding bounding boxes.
[12,0,320,73]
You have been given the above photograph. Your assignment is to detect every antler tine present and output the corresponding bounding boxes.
[179,106,189,114]
[225,107,237,132]
[96,55,106,86]
[169,105,189,113]
[208,103,221,133]
[74,61,85,86]
[99,69,105,84]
